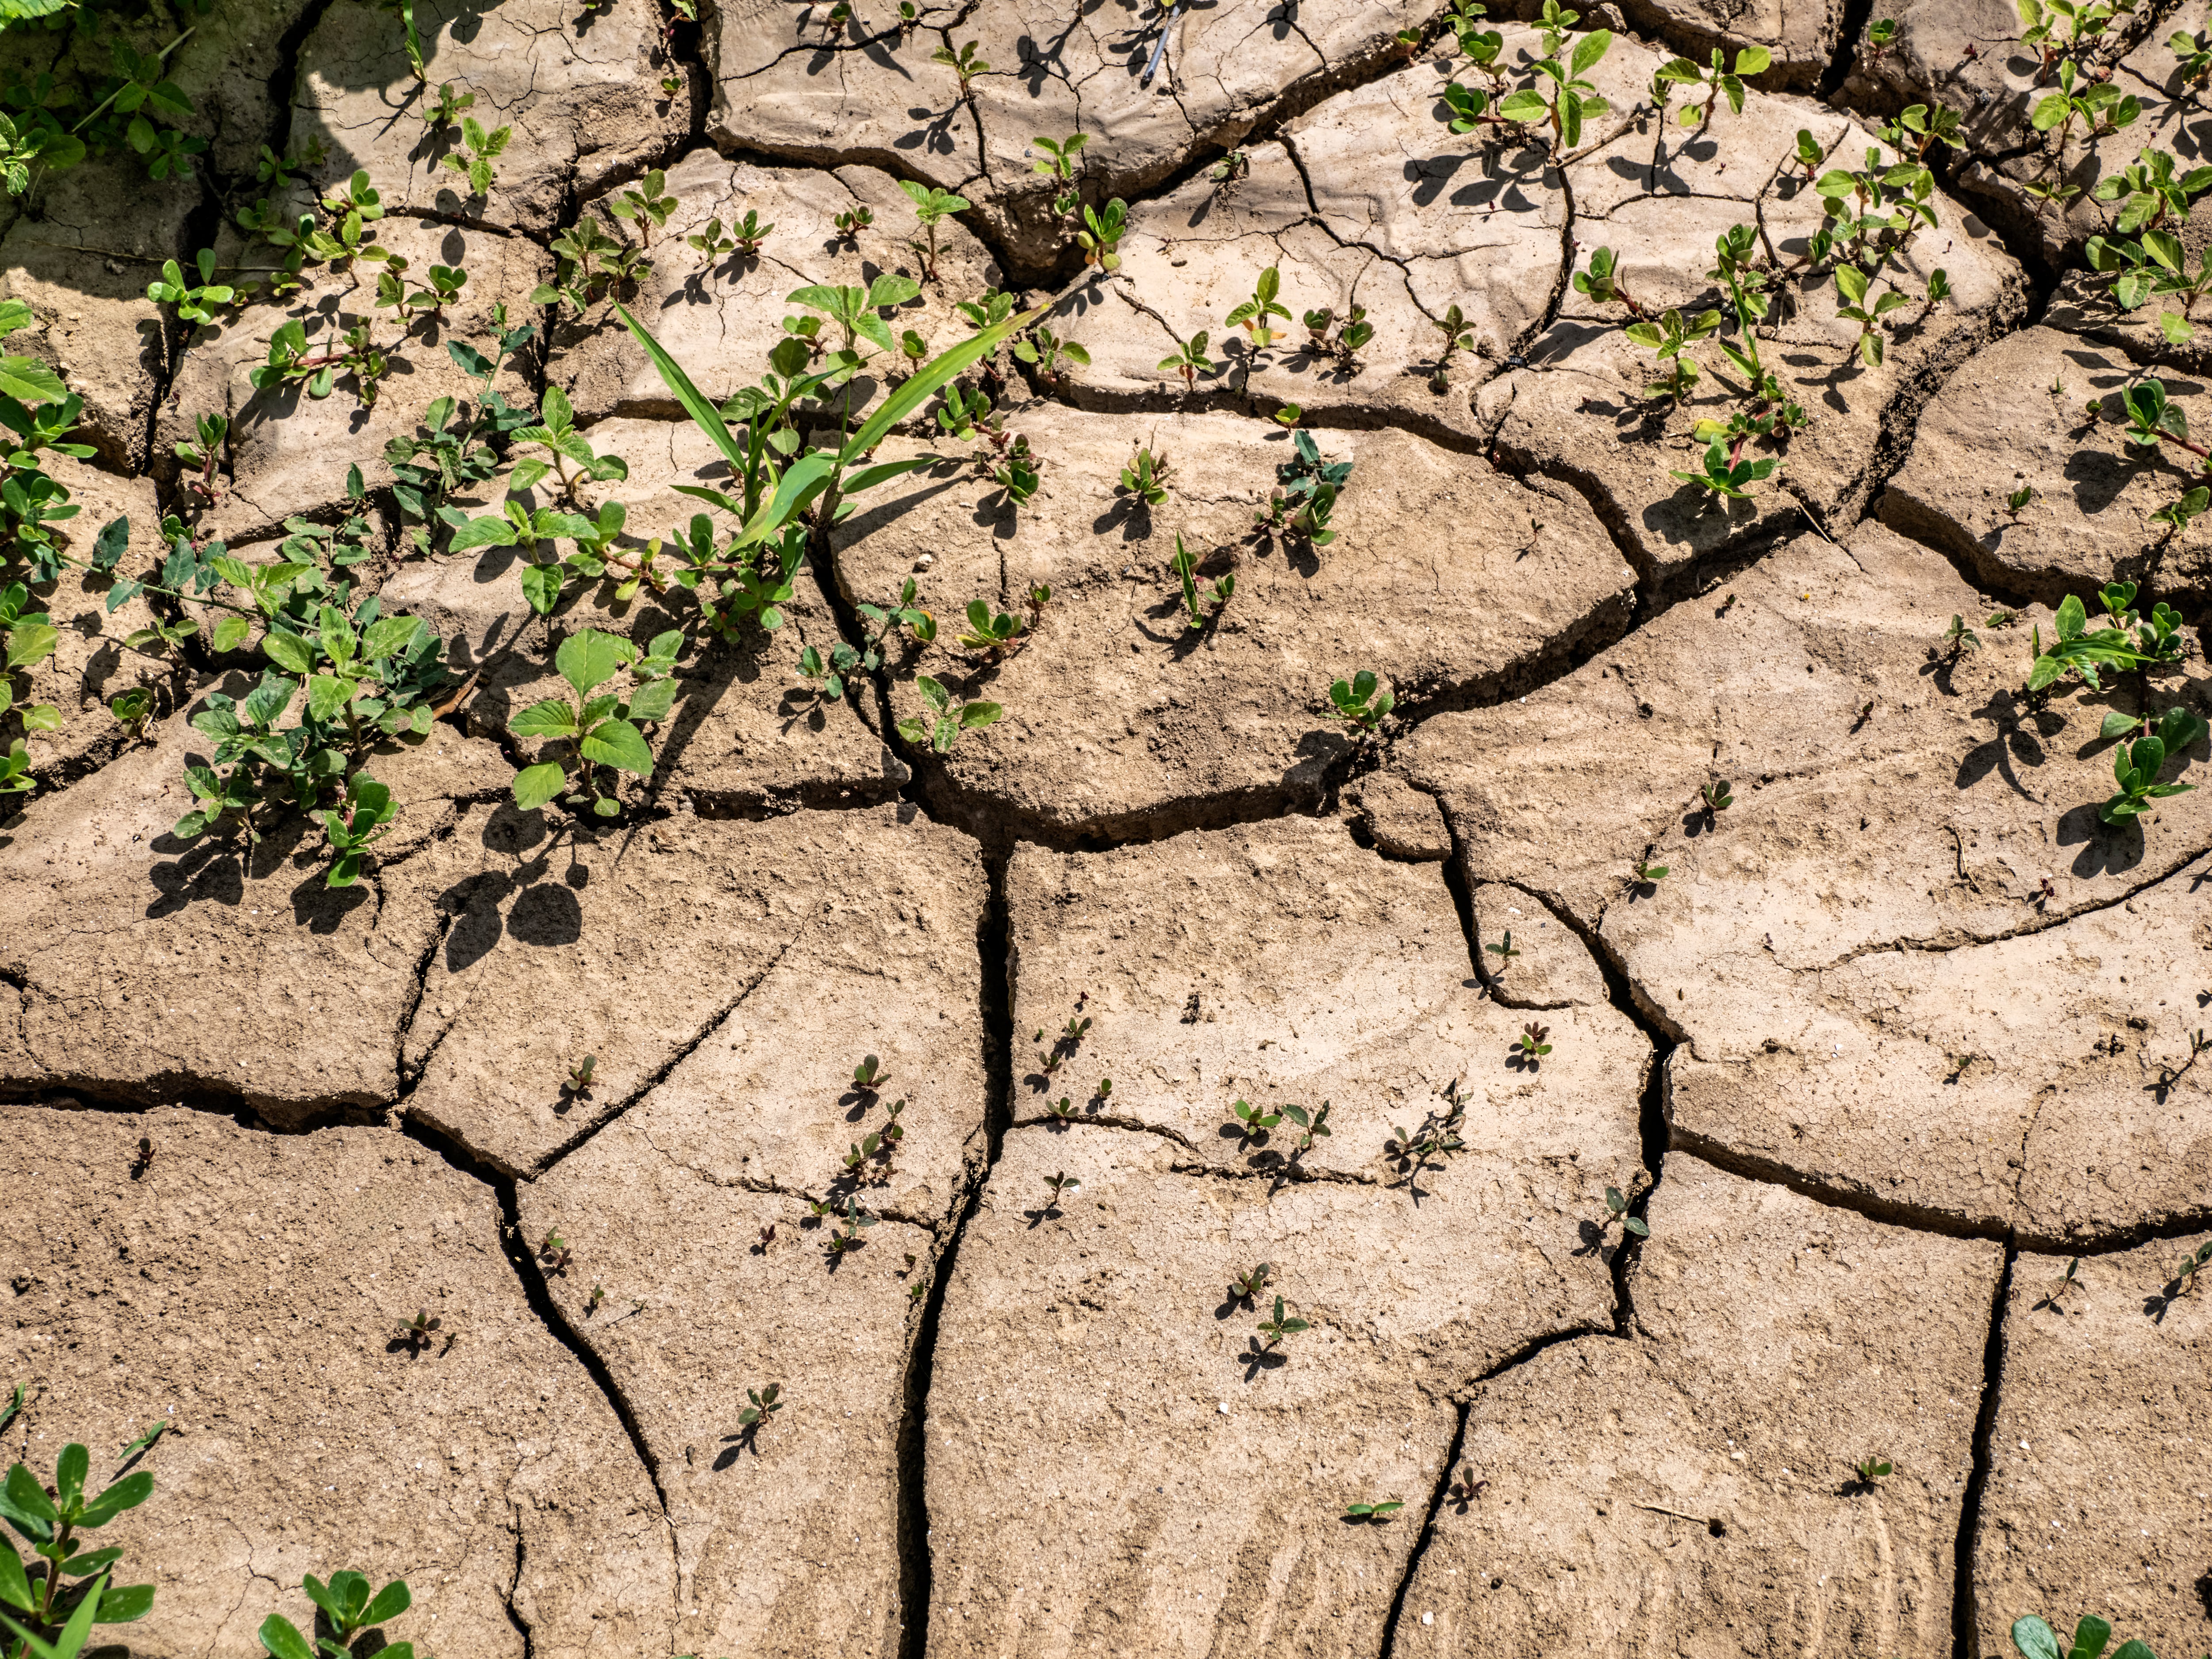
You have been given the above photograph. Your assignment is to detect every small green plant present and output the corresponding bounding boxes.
[1514,1021,1552,1060]
[1625,307,1720,402]
[1169,534,1233,630]
[1388,1091,1468,1178]
[1496,20,1612,148]
[1041,1170,1080,1211]
[2011,1614,2158,1659]
[1698,777,1734,817]
[1342,1499,1404,1521]
[2168,1237,2212,1296]
[1282,1100,1330,1153]
[2027,583,2188,691]
[896,675,1002,753]
[565,1054,597,1096]
[1014,325,1088,385]
[1861,16,1899,64]
[396,1310,442,1353]
[825,1198,876,1258]
[832,205,874,244]
[690,211,770,262]
[1834,263,1910,367]
[441,116,512,199]
[540,1230,574,1275]
[1225,265,1291,349]
[1255,1293,1309,1350]
[1120,444,1172,506]
[588,1283,605,1314]
[853,1054,885,1093]
[2153,485,2210,544]
[737,1382,784,1431]
[1629,854,1668,888]
[145,249,234,326]
[1573,246,1646,317]
[1074,197,1127,273]
[1854,1455,1893,1484]
[1300,303,1373,371]
[2157,1026,2210,1088]
[956,599,1025,658]
[2030,58,2139,152]
[1652,45,1772,129]
[257,1571,412,1659]
[421,81,473,130]
[1670,432,1778,504]
[1158,330,1216,389]
[2097,706,2204,826]
[610,168,678,246]
[899,180,971,283]
[1328,670,1392,730]
[1429,302,1477,384]
[1602,1184,1648,1238]
[932,38,989,88]
[1485,930,1521,971]
[1030,131,1087,216]
[2043,1255,2082,1308]
[1229,1263,1272,1304]
[1210,149,1249,184]
[1229,1097,1283,1143]
[508,630,662,818]
[0,1440,155,1657]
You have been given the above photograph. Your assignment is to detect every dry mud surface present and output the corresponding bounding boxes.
[0,1,2209,1657]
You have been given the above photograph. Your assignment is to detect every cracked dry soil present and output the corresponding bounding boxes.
[1,0,2209,1656]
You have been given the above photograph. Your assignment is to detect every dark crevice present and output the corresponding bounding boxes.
[1376,1394,1469,1659]
[1950,1245,2013,1659]
[503,1505,535,1659]
[894,839,1013,1659]
[1818,0,1879,100]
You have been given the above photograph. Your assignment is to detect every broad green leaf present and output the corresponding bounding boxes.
[0,1535,31,1612]
[447,515,518,551]
[1498,88,1548,122]
[556,629,629,699]
[6,622,57,671]
[257,1612,317,1659]
[960,700,1002,729]
[92,1582,153,1623]
[212,616,252,654]
[306,675,356,722]
[261,630,315,676]
[519,563,563,616]
[579,716,654,774]
[626,678,679,722]
[0,353,65,406]
[1569,28,1612,76]
[2055,594,2088,638]
[511,762,566,810]
[360,1580,412,1627]
[1735,44,1771,74]
[839,300,1049,461]
[509,697,582,738]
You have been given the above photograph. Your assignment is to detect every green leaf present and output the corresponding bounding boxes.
[359,1581,411,1628]
[260,630,315,676]
[0,353,65,406]
[840,301,1050,463]
[1735,44,1771,74]
[2055,594,2088,639]
[2066,1616,2113,1659]
[511,762,566,811]
[0,1535,31,1613]
[614,301,751,480]
[53,1446,85,1512]
[556,629,629,699]
[1498,88,1549,122]
[71,1469,148,1530]
[306,675,356,722]
[447,515,517,551]
[580,716,654,775]
[258,1612,318,1659]
[626,677,678,722]
[519,563,563,616]
[1569,28,1612,76]
[509,697,582,739]
[960,700,1002,730]
[92,1582,154,1623]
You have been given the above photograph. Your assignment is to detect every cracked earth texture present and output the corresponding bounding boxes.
[0,1,2209,1656]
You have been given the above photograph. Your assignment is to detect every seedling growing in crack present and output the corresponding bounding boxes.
[1343,1499,1404,1521]
[146,250,235,327]
[2031,59,2139,153]
[1169,534,1233,631]
[540,1231,574,1276]
[1698,778,1734,820]
[258,1571,412,1659]
[1389,1091,1469,1181]
[1834,263,1910,367]
[1670,435,1778,504]
[1229,1263,1273,1306]
[1429,303,1477,386]
[2011,1613,2159,1659]
[899,180,971,284]
[1076,199,1127,272]
[896,675,1001,753]
[1229,1098,1283,1145]
[956,599,1025,659]
[397,1310,442,1353]
[564,1054,597,1098]
[1879,100,1965,161]
[1628,854,1669,890]
[1014,326,1088,386]
[824,1199,875,1259]
[1047,1095,1079,1123]
[1513,1022,1553,1061]
[1653,44,1773,130]
[1301,304,1373,372]
[1329,671,1393,730]
[1283,1100,1330,1155]
[1119,445,1173,507]
[932,39,989,88]
[1030,132,1087,217]
[2152,486,2208,544]
[1601,1184,1648,1238]
[1626,307,1720,403]
[1854,1455,1893,1484]
[2097,707,2205,825]
[1447,1467,1488,1508]
[1226,265,1291,349]
[1574,246,1648,319]
[1158,330,1216,389]
[1041,1170,1081,1213]
[1210,150,1250,185]
[1255,1293,1310,1350]
[1485,930,1522,972]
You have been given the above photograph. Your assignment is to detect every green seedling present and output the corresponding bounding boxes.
[1210,149,1250,185]
[312,773,397,887]
[1879,100,1965,161]
[0,1440,155,1657]
[1014,325,1089,384]
[2157,1027,2210,1087]
[1862,15,1899,63]
[854,1054,886,1093]
[1030,132,1087,215]
[2011,1613,2158,1659]
[1076,198,1127,272]
[1274,405,1302,426]
[397,1310,441,1353]
[2097,706,2205,826]
[508,629,661,818]
[1226,265,1291,348]
[825,1198,876,1258]
[116,1421,166,1462]
[899,180,971,283]
[257,1571,412,1659]
[1169,534,1233,630]
[1389,1091,1469,1175]
[1448,1467,1488,1506]
[1855,1455,1893,1484]
[932,39,989,88]
[2043,1255,2082,1307]
[988,434,1042,507]
[1496,22,1612,148]
[1699,777,1734,817]
[587,1283,605,1315]
[1229,1263,1273,1304]
[1430,302,1477,383]
[737,1384,784,1431]
[2152,485,2208,543]
[1255,1293,1309,1349]
[1630,855,1668,887]
[1301,303,1373,370]
[1343,1499,1404,1521]
[421,81,473,130]
[1283,1100,1330,1152]
[783,273,925,373]
[1603,1184,1648,1237]
[2090,148,2212,236]
[1046,1094,1080,1123]
[2169,1237,2212,1296]
[1652,44,1773,129]
[1230,1098,1283,1142]
[1625,306,1720,402]
[690,211,771,263]
[956,599,1024,658]
[565,1054,597,1096]
[2028,582,2188,691]
[2031,57,2139,151]
[1329,670,1393,730]
[896,675,1001,753]
[1485,930,1521,971]
[440,116,511,199]
[540,1231,574,1275]
[1514,1021,1552,1060]
[1574,246,1649,319]
[1158,330,1216,389]
[373,256,468,323]
[1944,614,1982,658]
[832,204,874,245]
[1095,1079,1113,1102]
[146,249,234,326]
[1041,1170,1080,1209]
[1670,434,1778,503]
[610,168,678,246]
[2005,484,2035,522]
[1834,263,1910,367]
[1120,445,1172,506]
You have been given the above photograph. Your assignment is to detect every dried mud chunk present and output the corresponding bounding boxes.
[0,1105,677,1659]
[1974,1235,2212,1659]
[1390,1155,2001,1658]
[0,700,509,1118]
[1401,523,2212,1234]
[831,405,1636,842]
[706,0,1427,275]
[157,219,551,546]
[1348,771,1452,860]
[407,805,988,1193]
[1005,817,1651,1195]
[547,151,1006,425]
[6,458,171,790]
[291,0,686,233]
[522,1144,930,1657]
[377,418,906,810]
[924,1122,1618,1658]
[0,159,195,472]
